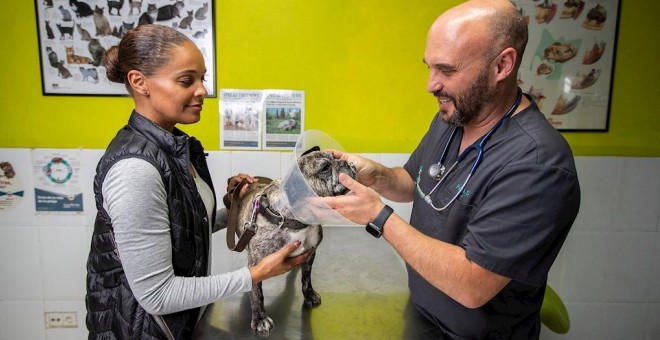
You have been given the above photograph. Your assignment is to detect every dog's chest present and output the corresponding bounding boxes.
[249,213,322,258]
[286,225,321,257]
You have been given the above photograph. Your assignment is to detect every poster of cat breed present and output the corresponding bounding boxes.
[35,0,215,96]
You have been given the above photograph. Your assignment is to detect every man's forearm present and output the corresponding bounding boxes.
[372,166,415,203]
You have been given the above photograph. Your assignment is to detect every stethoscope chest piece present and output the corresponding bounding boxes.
[428,163,446,180]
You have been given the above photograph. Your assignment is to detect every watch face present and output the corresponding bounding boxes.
[366,224,382,238]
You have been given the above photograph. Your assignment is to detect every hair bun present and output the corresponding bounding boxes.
[104,46,123,83]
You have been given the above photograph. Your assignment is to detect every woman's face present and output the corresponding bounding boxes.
[141,41,208,131]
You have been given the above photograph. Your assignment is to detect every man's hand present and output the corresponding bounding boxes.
[322,172,385,225]
[326,149,380,187]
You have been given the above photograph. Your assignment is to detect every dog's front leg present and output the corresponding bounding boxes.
[250,282,274,336]
[301,249,321,308]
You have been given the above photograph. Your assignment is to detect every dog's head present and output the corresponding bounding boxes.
[297,146,356,197]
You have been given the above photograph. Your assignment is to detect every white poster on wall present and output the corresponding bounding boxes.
[219,89,263,150]
[0,159,25,212]
[32,149,83,214]
[263,90,304,150]
[34,0,217,96]
[220,89,304,150]
[0,149,35,226]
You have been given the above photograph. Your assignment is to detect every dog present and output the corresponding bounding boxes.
[232,147,356,336]
[277,119,297,131]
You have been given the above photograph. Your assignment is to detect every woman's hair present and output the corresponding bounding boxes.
[104,24,192,95]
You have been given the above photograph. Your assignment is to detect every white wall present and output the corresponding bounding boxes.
[541,157,660,340]
[0,148,658,340]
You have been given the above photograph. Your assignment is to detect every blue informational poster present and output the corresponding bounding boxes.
[32,150,83,213]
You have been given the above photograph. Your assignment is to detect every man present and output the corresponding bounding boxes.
[323,0,581,338]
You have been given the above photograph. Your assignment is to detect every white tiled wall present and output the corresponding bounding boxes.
[541,157,660,340]
[1,148,658,340]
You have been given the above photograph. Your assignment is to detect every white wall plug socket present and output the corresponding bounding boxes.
[45,312,78,328]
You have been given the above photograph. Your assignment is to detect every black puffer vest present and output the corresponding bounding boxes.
[86,111,216,339]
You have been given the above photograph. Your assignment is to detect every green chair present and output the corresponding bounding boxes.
[541,285,570,334]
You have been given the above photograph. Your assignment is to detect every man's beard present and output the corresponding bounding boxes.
[440,71,495,126]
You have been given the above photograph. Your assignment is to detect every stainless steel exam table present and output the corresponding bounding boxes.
[193,226,446,339]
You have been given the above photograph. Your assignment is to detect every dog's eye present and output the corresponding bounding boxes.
[318,162,332,174]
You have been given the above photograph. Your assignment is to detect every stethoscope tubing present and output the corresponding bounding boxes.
[422,88,523,211]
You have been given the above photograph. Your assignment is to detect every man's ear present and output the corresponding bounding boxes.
[495,47,517,82]
[126,69,148,95]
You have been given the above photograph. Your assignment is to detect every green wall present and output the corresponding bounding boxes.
[1,1,658,156]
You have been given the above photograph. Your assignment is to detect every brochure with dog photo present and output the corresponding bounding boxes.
[263,90,304,150]
[220,89,263,150]
[220,89,304,150]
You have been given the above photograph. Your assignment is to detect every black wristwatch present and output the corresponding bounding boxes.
[366,205,394,238]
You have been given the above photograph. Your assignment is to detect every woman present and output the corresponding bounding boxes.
[85,24,310,339]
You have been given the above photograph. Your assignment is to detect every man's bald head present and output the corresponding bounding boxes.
[428,0,527,68]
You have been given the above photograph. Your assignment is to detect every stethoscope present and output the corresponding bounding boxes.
[420,88,523,211]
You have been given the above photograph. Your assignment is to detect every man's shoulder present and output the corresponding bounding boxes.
[505,108,577,172]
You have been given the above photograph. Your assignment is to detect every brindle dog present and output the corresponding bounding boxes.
[235,149,356,336]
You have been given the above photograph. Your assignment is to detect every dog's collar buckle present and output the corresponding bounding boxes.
[243,221,257,232]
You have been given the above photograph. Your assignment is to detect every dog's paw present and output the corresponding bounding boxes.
[251,316,274,337]
[303,290,322,308]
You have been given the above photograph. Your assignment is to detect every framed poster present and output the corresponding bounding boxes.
[512,0,620,131]
[34,0,216,97]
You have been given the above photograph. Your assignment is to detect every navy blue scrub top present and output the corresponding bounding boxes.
[403,99,580,338]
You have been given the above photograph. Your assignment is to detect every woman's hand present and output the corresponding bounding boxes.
[223,173,256,208]
[249,241,312,284]
[227,173,256,197]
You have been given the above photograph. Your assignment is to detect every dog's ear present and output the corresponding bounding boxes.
[301,146,320,156]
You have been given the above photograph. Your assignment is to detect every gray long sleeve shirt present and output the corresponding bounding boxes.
[103,158,252,315]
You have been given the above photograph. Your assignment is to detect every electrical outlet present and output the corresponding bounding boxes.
[45,312,78,328]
